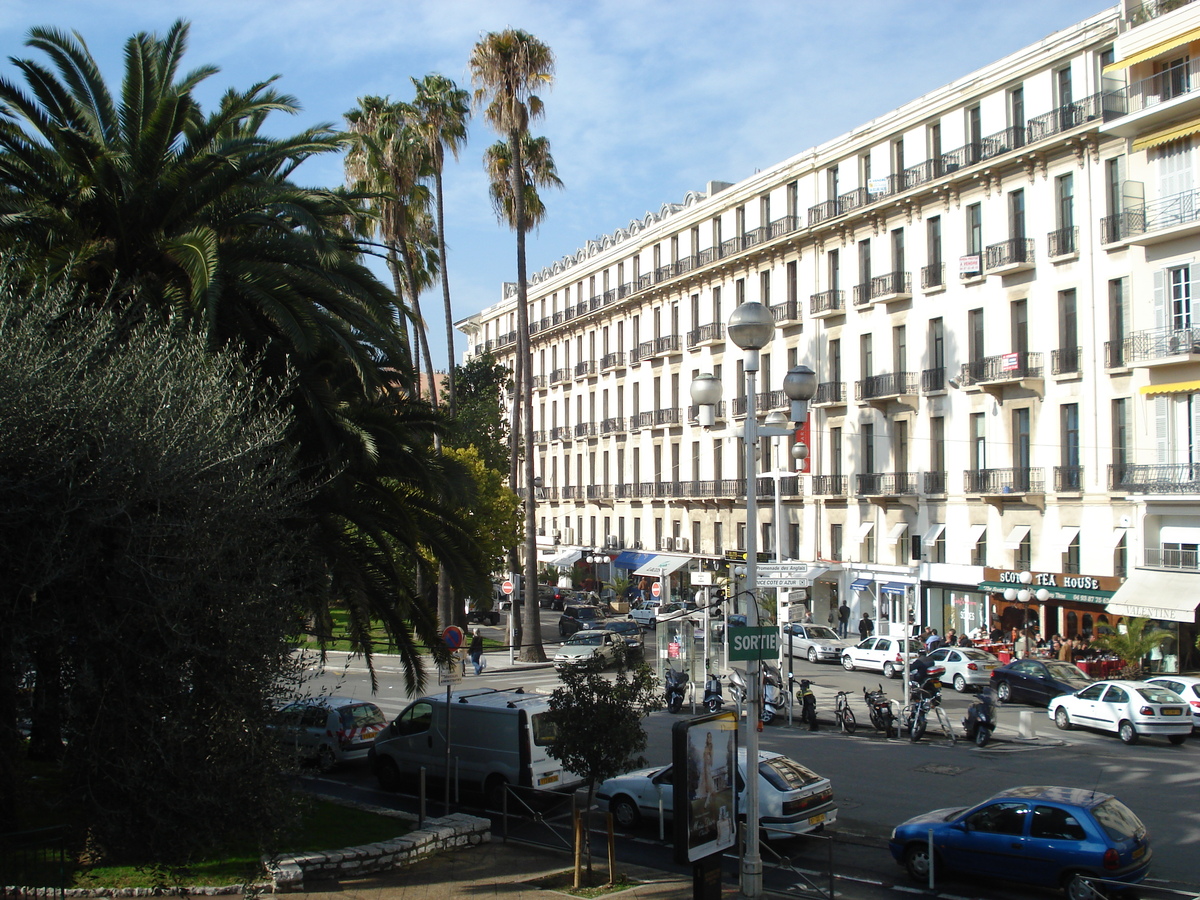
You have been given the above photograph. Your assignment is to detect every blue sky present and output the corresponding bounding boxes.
[0,0,1110,371]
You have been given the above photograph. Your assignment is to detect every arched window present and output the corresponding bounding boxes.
[1081,613,1093,638]
[1066,611,1078,638]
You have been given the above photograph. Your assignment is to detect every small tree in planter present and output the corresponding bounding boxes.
[1090,617,1172,678]
[545,647,662,885]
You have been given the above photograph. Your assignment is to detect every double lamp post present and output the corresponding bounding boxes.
[689,301,816,899]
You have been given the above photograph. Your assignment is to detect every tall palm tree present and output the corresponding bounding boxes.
[470,29,556,663]
[411,73,470,416]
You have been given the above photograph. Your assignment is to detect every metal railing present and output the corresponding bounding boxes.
[1145,546,1200,570]
[856,472,919,495]
[1,827,69,900]
[810,289,846,315]
[1104,58,1200,119]
[921,262,945,290]
[1109,462,1200,493]
[771,300,800,323]
[1120,325,1200,363]
[573,422,597,438]
[687,323,724,347]
[1048,226,1078,257]
[924,471,947,494]
[959,352,1043,385]
[964,467,1045,494]
[985,237,1035,270]
[813,381,846,405]
[1052,346,1082,375]
[1054,465,1084,492]
[921,367,945,393]
[813,475,847,496]
[574,360,596,379]
[856,371,917,401]
[1105,338,1128,369]
[600,351,625,370]
[653,407,681,426]
[600,416,625,435]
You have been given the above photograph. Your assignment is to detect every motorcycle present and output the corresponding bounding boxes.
[728,668,748,710]
[795,678,819,731]
[703,672,725,713]
[665,667,691,713]
[863,683,897,738]
[761,663,785,725]
[962,685,998,747]
[902,665,946,742]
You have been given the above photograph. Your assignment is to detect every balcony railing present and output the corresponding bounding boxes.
[810,289,846,316]
[959,352,1043,386]
[921,263,945,290]
[1144,546,1200,570]
[687,401,726,422]
[771,300,800,323]
[1025,94,1102,141]
[533,430,547,444]
[1103,58,1200,120]
[600,416,625,435]
[550,426,572,442]
[630,411,654,430]
[1102,187,1200,243]
[856,472,919,495]
[1051,346,1082,376]
[1105,339,1128,369]
[808,199,841,226]
[654,408,681,427]
[985,237,1035,270]
[852,281,873,307]
[574,360,597,379]
[921,367,945,393]
[655,335,681,356]
[1054,465,1084,492]
[531,375,548,390]
[600,351,625,371]
[687,323,724,348]
[635,340,655,362]
[1121,325,1200,364]
[964,467,1045,494]
[1109,463,1200,493]
[856,371,917,401]
[586,484,613,500]
[813,381,847,405]
[550,368,570,385]
[1048,226,1078,258]
[813,475,848,496]
[924,471,947,494]
[574,422,598,438]
[868,270,912,301]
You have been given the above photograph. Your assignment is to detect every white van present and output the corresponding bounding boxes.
[369,687,581,805]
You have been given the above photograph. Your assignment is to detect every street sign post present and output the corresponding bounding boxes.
[727,626,778,661]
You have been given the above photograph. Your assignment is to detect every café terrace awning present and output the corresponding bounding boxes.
[633,554,692,578]
[612,550,656,571]
[1106,569,1200,623]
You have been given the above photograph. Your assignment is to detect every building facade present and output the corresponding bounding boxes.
[457,0,1200,673]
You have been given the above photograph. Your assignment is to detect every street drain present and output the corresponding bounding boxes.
[914,763,971,776]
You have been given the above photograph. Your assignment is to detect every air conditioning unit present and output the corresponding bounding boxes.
[676,538,690,553]
[564,528,575,544]
[552,529,561,539]
[632,541,643,550]
[606,534,619,547]
[659,537,673,551]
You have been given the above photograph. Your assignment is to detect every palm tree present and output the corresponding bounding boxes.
[483,133,562,231]
[470,29,556,663]
[1090,617,1173,679]
[411,74,470,416]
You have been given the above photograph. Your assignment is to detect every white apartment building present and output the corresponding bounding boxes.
[458,0,1200,673]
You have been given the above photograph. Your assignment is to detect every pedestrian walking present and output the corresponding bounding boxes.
[837,601,851,639]
[858,612,874,642]
[469,629,485,675]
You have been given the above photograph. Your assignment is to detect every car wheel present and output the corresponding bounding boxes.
[611,795,641,829]
[1169,734,1187,745]
[883,661,896,679]
[903,844,933,882]
[1118,720,1139,745]
[316,744,337,773]
[953,674,967,693]
[808,647,819,664]
[1054,706,1073,730]
[996,681,1012,703]
[1062,872,1093,900]
[559,627,568,638]
[842,655,855,671]
[374,756,402,792]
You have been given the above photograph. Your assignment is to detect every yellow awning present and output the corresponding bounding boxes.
[1132,117,1200,152]
[1141,379,1200,395]
[1104,25,1200,71]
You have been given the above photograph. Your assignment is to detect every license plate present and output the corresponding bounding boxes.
[1133,845,1145,859]
[538,773,559,785]
[1162,707,1183,716]
[808,813,825,826]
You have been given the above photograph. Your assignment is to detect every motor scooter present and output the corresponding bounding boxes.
[962,685,998,747]
[665,667,690,713]
[761,663,785,725]
[795,678,819,731]
[863,683,897,737]
[703,672,725,713]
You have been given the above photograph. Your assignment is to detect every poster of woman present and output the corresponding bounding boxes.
[673,711,736,862]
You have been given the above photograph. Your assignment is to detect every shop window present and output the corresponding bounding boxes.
[1081,613,1094,638]
[1066,611,1078,638]
[1063,534,1081,574]
[1016,535,1032,571]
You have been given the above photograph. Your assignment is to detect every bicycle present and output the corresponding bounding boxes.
[833,690,857,734]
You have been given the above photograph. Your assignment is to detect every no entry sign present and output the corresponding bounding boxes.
[651,582,661,598]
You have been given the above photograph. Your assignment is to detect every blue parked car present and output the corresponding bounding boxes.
[889,786,1151,900]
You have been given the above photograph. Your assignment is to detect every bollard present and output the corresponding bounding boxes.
[1018,709,1037,740]
[419,766,427,829]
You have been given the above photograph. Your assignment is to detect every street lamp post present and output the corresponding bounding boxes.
[690,304,816,900]
[586,550,609,600]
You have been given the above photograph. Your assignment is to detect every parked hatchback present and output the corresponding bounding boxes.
[927,646,1001,692]
[889,786,1152,900]
[783,623,852,664]
[276,696,387,771]
[558,604,607,637]
[989,658,1093,707]
[1146,674,1200,731]
[1049,680,1192,745]
[842,637,921,678]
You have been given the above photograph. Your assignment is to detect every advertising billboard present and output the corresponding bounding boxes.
[672,710,737,864]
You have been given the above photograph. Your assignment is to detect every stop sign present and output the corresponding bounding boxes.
[502,579,514,595]
[651,582,661,598]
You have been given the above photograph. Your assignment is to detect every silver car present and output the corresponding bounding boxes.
[554,629,623,668]
[276,696,387,771]
[782,623,853,664]
[926,646,1001,692]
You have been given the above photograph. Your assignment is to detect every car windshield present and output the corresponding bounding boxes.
[1137,686,1184,703]
[567,633,603,646]
[1092,798,1145,841]
[607,622,638,635]
[960,649,995,660]
[575,607,602,620]
[1044,661,1090,682]
[759,756,822,791]
[806,626,839,640]
[338,703,385,729]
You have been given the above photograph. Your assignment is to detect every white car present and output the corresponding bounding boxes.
[275,696,387,771]
[597,749,837,839]
[782,623,853,663]
[926,646,1001,692]
[1048,679,1192,745]
[554,629,623,668]
[841,637,921,679]
[1146,675,1200,731]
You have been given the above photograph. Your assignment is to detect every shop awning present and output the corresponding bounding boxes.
[964,523,987,546]
[545,548,582,568]
[885,522,909,544]
[880,582,911,597]
[1106,569,1200,623]
[633,554,691,578]
[612,550,655,570]
[1140,379,1200,395]
[855,521,875,542]
[850,577,874,591]
[922,523,946,547]
[1104,25,1200,71]
[1002,525,1031,550]
[1050,526,1080,554]
[1132,117,1200,153]
[1110,527,1129,548]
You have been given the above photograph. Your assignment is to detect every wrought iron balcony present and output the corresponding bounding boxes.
[1105,339,1128,369]
[635,340,655,362]
[808,199,841,226]
[550,426,572,442]
[550,367,570,385]
[1025,94,1102,141]
[985,238,1035,272]
[810,289,846,317]
[921,263,945,290]
[924,471,947,494]
[561,485,584,500]
[868,270,912,303]
[771,300,800,324]
[852,281,873,307]
[812,381,847,406]
[1144,545,1200,571]
[1121,325,1200,364]
[1109,463,1200,493]
[855,371,918,402]
[630,411,654,430]
[1051,346,1082,376]
[959,352,1043,386]
[600,416,626,435]
[1047,226,1078,258]
[1100,188,1200,243]
[531,375,548,390]
[921,367,945,393]
[687,323,724,348]
[856,472,919,496]
[813,475,848,496]
[586,484,613,500]
[964,467,1045,494]
[573,422,597,439]
[654,335,681,356]
[533,430,548,444]
[1103,58,1200,123]
[600,351,625,371]
[574,360,597,379]
[1054,465,1084,492]
[654,408,681,427]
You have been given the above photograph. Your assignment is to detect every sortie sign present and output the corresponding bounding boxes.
[727,626,778,661]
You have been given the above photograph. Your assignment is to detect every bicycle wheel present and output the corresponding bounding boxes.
[842,707,857,734]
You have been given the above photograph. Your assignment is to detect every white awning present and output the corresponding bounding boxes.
[1050,526,1080,554]
[964,523,987,546]
[1002,525,1031,550]
[855,521,875,542]
[1107,569,1200,623]
[1110,527,1129,548]
[885,522,909,544]
[633,554,691,578]
[922,524,946,547]
[545,548,582,568]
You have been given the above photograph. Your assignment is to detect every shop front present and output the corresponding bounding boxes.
[1105,568,1200,674]
[978,568,1120,643]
